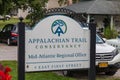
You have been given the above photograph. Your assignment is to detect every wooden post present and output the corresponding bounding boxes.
[18,19,25,80]
[89,22,96,80]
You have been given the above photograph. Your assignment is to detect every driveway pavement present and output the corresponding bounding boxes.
[114,70,120,78]
[0,43,17,61]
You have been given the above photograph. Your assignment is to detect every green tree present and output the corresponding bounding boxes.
[0,0,48,25]
[0,0,14,15]
[12,0,48,24]
[27,0,48,26]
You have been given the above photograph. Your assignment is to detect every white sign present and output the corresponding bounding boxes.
[25,15,90,72]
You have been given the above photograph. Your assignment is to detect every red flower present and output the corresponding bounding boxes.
[0,70,6,80]
[0,64,12,80]
[5,73,12,80]
[4,67,11,74]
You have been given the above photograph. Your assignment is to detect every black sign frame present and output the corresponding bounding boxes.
[18,9,96,80]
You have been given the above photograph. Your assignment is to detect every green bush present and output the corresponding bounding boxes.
[104,26,118,39]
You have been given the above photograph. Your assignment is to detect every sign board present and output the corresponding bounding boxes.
[25,15,90,72]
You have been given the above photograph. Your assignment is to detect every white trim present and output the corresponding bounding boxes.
[87,14,90,23]
[110,16,114,29]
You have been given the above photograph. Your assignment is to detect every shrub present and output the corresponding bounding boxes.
[104,26,118,39]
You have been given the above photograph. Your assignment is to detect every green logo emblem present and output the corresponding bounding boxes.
[51,20,67,37]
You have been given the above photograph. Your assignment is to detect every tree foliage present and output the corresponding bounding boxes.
[18,0,48,25]
[27,0,48,25]
[14,0,48,25]
[0,0,48,25]
[0,0,14,15]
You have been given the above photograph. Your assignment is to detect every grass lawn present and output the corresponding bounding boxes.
[0,18,30,29]
[0,61,75,80]
[0,61,120,80]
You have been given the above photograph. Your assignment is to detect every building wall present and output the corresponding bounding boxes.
[46,0,60,9]
[17,8,29,18]
[46,0,67,9]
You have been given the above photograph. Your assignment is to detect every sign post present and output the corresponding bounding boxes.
[89,23,96,80]
[18,20,25,80]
